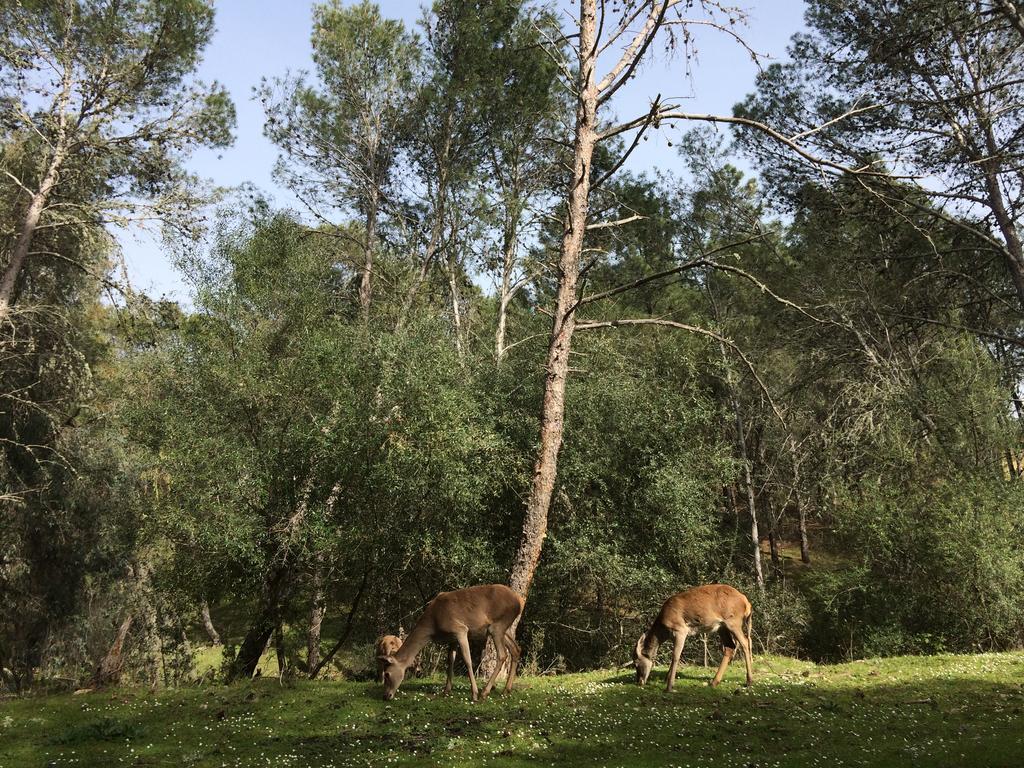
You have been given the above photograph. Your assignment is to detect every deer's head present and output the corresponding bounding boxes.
[633,633,653,686]
[379,655,407,700]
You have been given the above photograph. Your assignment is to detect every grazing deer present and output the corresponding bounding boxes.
[634,584,753,691]
[378,584,523,702]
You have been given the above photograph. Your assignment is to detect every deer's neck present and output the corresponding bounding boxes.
[395,619,433,669]
[642,620,670,658]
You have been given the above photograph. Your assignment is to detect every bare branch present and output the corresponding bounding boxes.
[586,213,645,231]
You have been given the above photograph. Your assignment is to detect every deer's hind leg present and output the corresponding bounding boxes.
[710,625,737,687]
[441,646,456,695]
[480,623,511,699]
[729,616,754,686]
[502,632,520,695]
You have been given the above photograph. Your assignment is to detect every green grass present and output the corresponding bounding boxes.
[2,652,1023,767]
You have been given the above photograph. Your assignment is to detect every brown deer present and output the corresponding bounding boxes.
[634,584,753,691]
[378,584,523,701]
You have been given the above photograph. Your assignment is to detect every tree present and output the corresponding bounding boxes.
[736,0,1024,313]
[508,0,767,603]
[0,0,234,319]
[262,0,417,316]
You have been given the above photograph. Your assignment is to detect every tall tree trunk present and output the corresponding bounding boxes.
[788,441,811,564]
[307,561,325,676]
[274,622,287,678]
[975,107,1024,312]
[738,424,766,590]
[495,220,518,363]
[310,566,370,679]
[397,210,444,329]
[796,496,811,564]
[92,615,134,687]
[507,0,599,602]
[358,196,378,315]
[228,565,289,681]
[0,146,66,318]
[445,251,465,359]
[200,600,222,645]
[711,284,765,590]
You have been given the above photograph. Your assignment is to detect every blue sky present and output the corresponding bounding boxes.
[120,0,808,301]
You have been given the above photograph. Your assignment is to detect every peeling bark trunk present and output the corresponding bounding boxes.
[445,252,465,359]
[228,565,289,681]
[397,211,443,329]
[495,220,518,363]
[92,615,134,687]
[358,195,378,315]
[307,562,325,676]
[310,567,370,679]
[200,601,222,646]
[739,432,766,590]
[274,622,287,678]
[507,0,599,604]
[768,528,781,573]
[791,452,811,564]
[797,498,811,564]
[981,167,1024,312]
[0,146,66,317]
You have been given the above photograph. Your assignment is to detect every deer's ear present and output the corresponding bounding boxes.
[634,633,646,659]
[383,655,398,665]
[376,654,390,663]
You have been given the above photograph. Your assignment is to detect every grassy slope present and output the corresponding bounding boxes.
[2,653,1023,768]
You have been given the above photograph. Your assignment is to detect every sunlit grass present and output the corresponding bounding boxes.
[2,652,1022,767]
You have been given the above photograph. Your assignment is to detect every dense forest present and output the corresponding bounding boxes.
[2,0,1023,695]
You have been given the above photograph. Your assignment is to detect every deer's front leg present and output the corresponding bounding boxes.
[456,632,478,701]
[666,630,687,692]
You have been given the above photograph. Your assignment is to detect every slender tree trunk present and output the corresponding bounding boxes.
[495,294,510,362]
[507,0,599,603]
[228,566,288,681]
[788,441,811,564]
[229,473,339,681]
[200,600,222,646]
[274,622,287,678]
[307,561,325,676]
[397,209,444,329]
[982,172,1024,312]
[92,615,134,687]
[445,251,465,359]
[495,220,517,363]
[310,567,370,679]
[711,282,765,590]
[974,108,1024,311]
[768,528,781,573]
[738,427,765,590]
[0,146,66,318]
[358,196,378,315]
[796,496,811,564]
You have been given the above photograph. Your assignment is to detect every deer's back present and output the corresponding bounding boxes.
[427,584,523,634]
[658,584,750,632]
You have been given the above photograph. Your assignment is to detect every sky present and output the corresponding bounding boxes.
[119,0,809,301]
